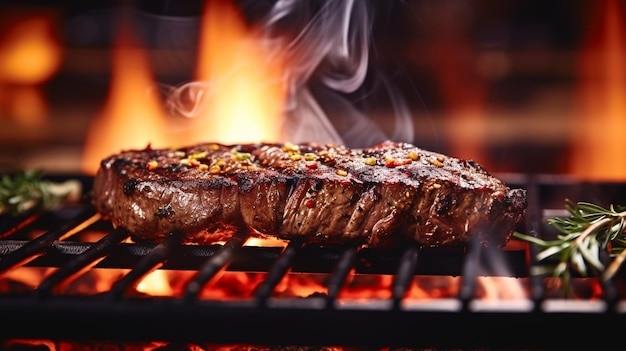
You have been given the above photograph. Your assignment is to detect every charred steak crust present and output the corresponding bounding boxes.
[92,141,527,250]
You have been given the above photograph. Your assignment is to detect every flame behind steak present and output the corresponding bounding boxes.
[91,141,527,250]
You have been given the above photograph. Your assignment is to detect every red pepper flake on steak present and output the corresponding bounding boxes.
[91,141,527,251]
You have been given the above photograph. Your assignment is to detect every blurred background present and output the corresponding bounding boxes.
[0,0,624,180]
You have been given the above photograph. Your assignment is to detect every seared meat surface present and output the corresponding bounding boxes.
[92,141,527,250]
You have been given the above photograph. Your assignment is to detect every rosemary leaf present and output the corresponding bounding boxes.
[514,200,626,296]
[534,241,570,261]
[578,236,603,272]
[571,250,586,276]
[512,232,549,247]
[0,170,81,216]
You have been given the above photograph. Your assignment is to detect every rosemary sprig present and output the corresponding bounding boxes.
[0,170,81,216]
[513,199,626,296]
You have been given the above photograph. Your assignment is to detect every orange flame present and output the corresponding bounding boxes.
[136,269,175,296]
[194,0,286,145]
[80,16,170,175]
[78,0,291,294]
[569,0,626,180]
[81,0,287,174]
[71,1,533,301]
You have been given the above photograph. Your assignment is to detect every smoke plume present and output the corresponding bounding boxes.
[162,0,414,147]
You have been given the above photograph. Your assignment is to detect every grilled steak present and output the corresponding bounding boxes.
[91,141,527,250]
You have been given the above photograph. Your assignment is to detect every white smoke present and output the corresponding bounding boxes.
[161,0,414,147]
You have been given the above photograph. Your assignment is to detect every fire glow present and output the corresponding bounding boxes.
[0,11,62,127]
[0,264,527,303]
[569,0,626,180]
[81,0,287,175]
[72,0,530,302]
[3,3,626,351]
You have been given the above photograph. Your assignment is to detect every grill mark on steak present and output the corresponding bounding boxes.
[91,141,527,251]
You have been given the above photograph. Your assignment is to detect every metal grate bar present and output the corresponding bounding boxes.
[34,228,130,297]
[254,239,303,304]
[325,245,358,306]
[183,231,249,301]
[0,234,529,276]
[0,207,98,274]
[524,178,546,308]
[458,236,481,310]
[391,244,419,308]
[107,231,182,300]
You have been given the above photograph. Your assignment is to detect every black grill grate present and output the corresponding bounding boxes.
[1,174,626,349]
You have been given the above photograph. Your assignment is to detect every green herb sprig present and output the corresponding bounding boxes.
[0,170,81,216]
[513,200,626,296]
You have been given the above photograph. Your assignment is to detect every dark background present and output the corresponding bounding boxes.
[0,0,614,177]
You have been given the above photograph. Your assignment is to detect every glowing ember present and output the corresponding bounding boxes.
[0,267,52,291]
[339,274,393,300]
[200,271,266,300]
[405,276,461,300]
[136,269,175,296]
